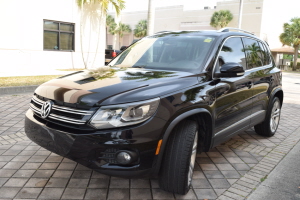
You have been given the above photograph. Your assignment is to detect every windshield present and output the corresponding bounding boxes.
[109,35,216,73]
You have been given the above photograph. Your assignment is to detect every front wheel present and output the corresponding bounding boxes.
[159,120,198,195]
[254,97,281,137]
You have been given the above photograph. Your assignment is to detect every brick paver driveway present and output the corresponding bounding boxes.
[0,72,299,199]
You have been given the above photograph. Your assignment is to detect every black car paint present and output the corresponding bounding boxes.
[25,31,283,178]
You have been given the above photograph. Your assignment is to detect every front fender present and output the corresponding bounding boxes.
[151,108,212,176]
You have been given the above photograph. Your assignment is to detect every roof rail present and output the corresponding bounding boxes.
[154,31,171,34]
[218,27,254,35]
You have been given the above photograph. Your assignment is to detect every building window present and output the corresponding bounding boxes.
[43,20,74,51]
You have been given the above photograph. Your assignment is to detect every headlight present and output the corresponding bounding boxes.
[89,98,160,129]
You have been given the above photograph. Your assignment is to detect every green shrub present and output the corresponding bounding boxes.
[290,61,300,69]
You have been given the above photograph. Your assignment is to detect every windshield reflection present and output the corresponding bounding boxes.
[109,34,216,73]
[121,71,176,81]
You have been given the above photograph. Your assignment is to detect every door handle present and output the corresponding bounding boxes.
[246,81,253,89]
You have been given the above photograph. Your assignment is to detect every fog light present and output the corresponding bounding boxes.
[116,152,131,164]
[115,151,138,165]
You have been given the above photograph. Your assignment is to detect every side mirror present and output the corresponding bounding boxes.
[215,62,245,78]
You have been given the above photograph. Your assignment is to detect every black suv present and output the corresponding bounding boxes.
[25,28,283,194]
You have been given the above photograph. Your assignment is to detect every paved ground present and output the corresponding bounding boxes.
[0,72,299,199]
[248,133,300,200]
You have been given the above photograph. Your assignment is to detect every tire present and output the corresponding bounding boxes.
[254,97,281,137]
[159,120,198,195]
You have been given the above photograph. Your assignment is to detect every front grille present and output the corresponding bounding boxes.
[29,95,95,125]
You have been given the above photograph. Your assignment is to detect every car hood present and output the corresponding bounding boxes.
[35,68,199,107]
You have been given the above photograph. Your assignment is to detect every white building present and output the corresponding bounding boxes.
[108,0,292,51]
[0,0,106,72]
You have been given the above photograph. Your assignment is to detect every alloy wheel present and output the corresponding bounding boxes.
[270,100,280,132]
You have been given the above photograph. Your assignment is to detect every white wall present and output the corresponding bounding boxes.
[0,0,106,73]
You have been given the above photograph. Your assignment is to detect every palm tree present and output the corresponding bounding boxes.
[77,0,125,68]
[106,15,115,48]
[113,23,132,48]
[134,20,147,38]
[210,10,233,29]
[77,0,125,16]
[279,17,300,71]
[243,43,263,68]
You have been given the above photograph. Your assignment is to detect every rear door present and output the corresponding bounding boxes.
[242,37,274,126]
[212,37,253,145]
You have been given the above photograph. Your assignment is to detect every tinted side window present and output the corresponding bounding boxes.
[217,37,246,72]
[262,43,272,65]
[242,38,264,69]
[256,41,267,66]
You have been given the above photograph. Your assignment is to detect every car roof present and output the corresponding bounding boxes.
[152,30,261,41]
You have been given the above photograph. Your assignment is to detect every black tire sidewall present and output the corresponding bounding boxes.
[158,120,198,195]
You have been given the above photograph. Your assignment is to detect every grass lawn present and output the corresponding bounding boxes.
[0,75,61,87]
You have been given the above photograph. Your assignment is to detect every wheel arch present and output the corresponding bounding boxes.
[152,108,213,176]
[272,88,283,107]
[270,88,284,106]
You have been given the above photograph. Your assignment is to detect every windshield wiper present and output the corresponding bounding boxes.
[132,65,146,68]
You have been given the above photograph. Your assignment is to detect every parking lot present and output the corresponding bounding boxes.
[0,72,300,199]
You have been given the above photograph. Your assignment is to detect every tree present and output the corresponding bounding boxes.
[279,17,300,71]
[210,10,233,29]
[77,0,125,16]
[113,23,132,48]
[106,15,115,47]
[134,20,147,38]
[243,42,263,68]
[77,0,125,68]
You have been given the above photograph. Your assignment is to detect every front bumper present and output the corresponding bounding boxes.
[25,109,165,178]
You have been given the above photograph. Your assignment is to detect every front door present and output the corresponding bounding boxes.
[212,37,253,145]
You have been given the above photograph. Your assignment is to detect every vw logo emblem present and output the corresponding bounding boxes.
[40,101,53,119]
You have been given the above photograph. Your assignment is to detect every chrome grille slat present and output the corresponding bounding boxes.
[49,114,86,125]
[30,95,95,125]
[32,96,43,105]
[30,103,41,114]
[52,105,93,115]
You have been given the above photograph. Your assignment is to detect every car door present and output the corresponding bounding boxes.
[212,37,253,145]
[242,37,273,126]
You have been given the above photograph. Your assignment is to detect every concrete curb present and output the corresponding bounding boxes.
[0,85,38,95]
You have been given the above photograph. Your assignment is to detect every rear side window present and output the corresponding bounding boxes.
[261,43,272,65]
[242,38,265,69]
[216,37,246,71]
[256,41,268,66]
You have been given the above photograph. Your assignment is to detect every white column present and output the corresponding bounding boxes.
[238,0,244,29]
[147,0,155,36]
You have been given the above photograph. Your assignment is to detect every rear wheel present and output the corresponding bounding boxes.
[159,120,198,195]
[254,97,281,137]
